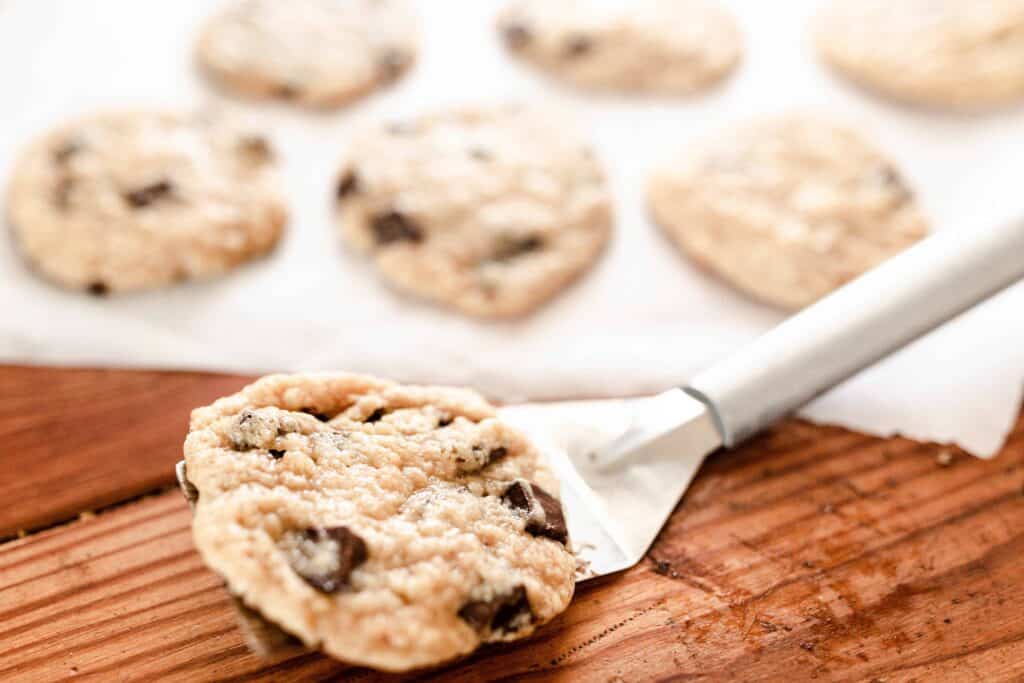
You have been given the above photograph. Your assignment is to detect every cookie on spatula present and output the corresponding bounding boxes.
[181,373,575,672]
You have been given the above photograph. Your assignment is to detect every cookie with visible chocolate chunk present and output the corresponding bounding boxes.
[333,105,612,317]
[6,110,286,294]
[182,373,575,672]
[647,115,929,310]
[196,0,418,108]
[498,0,742,95]
[814,0,1024,111]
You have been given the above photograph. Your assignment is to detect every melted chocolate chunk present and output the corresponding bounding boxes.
[458,585,533,635]
[268,449,285,459]
[124,179,174,208]
[502,22,532,50]
[87,281,109,297]
[175,461,199,507]
[336,170,360,199]
[53,141,82,164]
[364,407,386,423]
[502,480,568,544]
[239,135,273,164]
[275,83,302,99]
[564,35,592,58]
[874,164,912,203]
[377,49,409,80]
[488,446,508,462]
[371,210,424,245]
[493,234,544,262]
[54,176,74,210]
[286,526,368,593]
[301,407,332,422]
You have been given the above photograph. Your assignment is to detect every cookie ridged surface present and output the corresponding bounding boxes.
[648,115,929,310]
[7,111,286,294]
[334,105,612,318]
[197,0,418,107]
[815,0,1024,110]
[183,373,575,672]
[499,0,742,94]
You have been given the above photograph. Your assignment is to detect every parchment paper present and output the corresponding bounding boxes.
[3,0,1023,456]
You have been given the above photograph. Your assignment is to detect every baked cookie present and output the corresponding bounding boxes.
[333,105,612,318]
[814,0,1024,110]
[647,116,929,310]
[196,0,418,108]
[7,111,286,294]
[182,373,575,672]
[498,0,742,95]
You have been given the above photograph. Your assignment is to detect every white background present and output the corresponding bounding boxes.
[2,0,1023,455]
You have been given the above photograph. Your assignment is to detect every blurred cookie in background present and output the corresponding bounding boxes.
[647,115,928,310]
[333,105,612,318]
[814,0,1024,111]
[196,0,418,108]
[7,111,286,295]
[498,0,742,95]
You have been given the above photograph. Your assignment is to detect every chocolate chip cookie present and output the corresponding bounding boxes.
[814,0,1024,110]
[333,105,612,317]
[499,0,742,95]
[6,111,286,294]
[182,373,575,672]
[648,115,929,310]
[196,0,418,108]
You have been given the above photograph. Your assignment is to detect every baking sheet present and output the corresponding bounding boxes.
[2,0,1023,456]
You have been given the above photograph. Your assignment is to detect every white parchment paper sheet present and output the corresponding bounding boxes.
[2,0,1023,456]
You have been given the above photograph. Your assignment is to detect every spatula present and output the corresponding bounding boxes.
[176,217,1024,655]
[500,216,1024,579]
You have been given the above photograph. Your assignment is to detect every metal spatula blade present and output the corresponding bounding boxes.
[499,389,721,580]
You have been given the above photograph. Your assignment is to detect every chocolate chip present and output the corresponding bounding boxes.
[301,407,332,421]
[53,141,81,164]
[564,35,592,58]
[364,408,386,423]
[275,83,301,99]
[873,164,912,203]
[124,179,174,208]
[54,176,74,210]
[286,526,368,593]
[336,170,360,200]
[493,234,544,262]
[458,585,533,635]
[437,414,453,427]
[268,449,285,459]
[502,480,568,544]
[371,210,423,245]
[239,135,273,164]
[502,22,532,50]
[175,461,199,507]
[87,281,109,297]
[488,447,508,462]
[377,49,409,80]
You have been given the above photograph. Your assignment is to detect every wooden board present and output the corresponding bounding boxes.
[2,366,1024,681]
[0,366,251,538]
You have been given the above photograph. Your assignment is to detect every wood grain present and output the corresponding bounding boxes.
[0,365,251,538]
[2,367,1023,682]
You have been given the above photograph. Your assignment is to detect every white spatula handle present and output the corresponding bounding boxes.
[684,218,1024,448]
